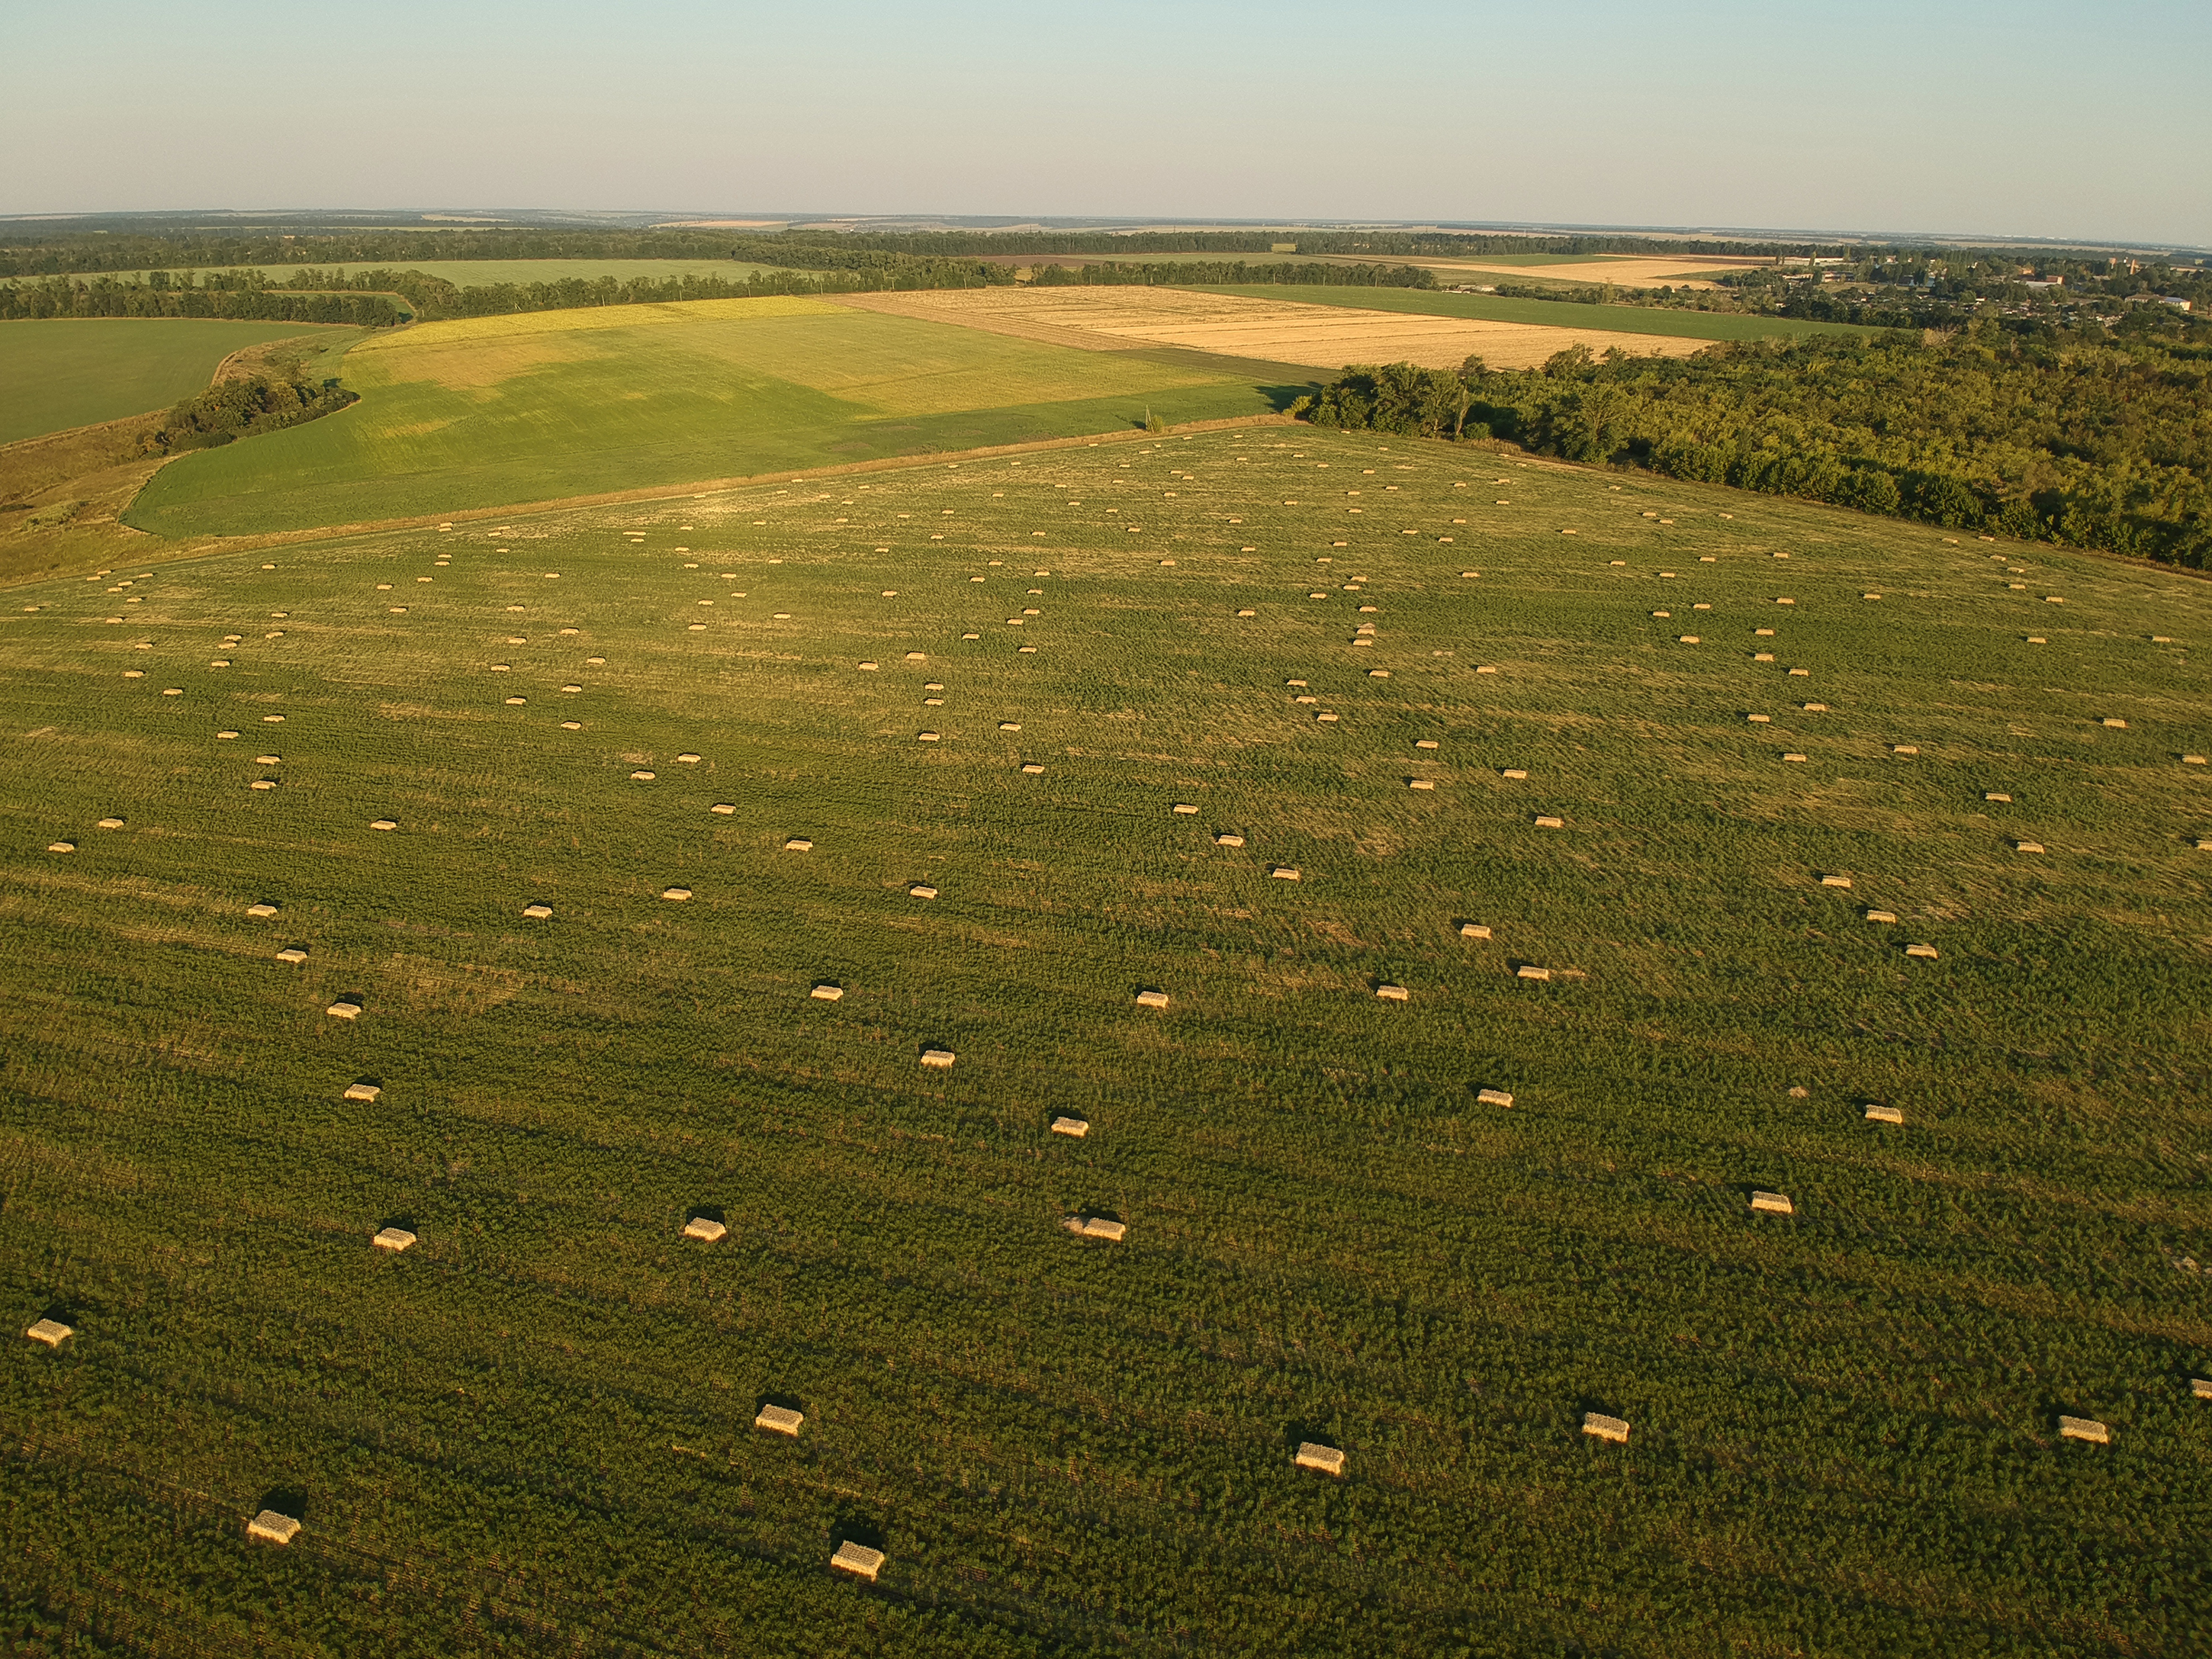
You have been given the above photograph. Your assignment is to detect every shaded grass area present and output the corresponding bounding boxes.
[1191,285,1887,346]
[2,434,2210,1655]
[0,319,346,445]
[126,300,1305,537]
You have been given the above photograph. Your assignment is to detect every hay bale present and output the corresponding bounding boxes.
[1316,712,1339,722]
[521,904,553,920]
[2058,1416,2110,1445]
[1236,609,1256,618]
[661,887,693,902]
[246,903,279,918]
[1517,966,1551,981]
[1270,866,1301,881]
[831,1542,884,1581]
[250,780,278,791]
[1294,1442,1346,1476]
[811,985,844,1002]
[1678,635,1700,645]
[1783,753,1809,764]
[24,1319,72,1348]
[1892,744,1919,755]
[859,661,879,671]
[2014,841,2045,854]
[1172,803,1198,815]
[1050,1117,1089,1138]
[1069,1216,1126,1242]
[918,732,940,743]
[1460,923,1491,939]
[326,1001,362,1021]
[755,1404,804,1437]
[47,841,75,854]
[677,754,702,764]
[632,770,657,781]
[1534,815,1564,829]
[1820,875,1853,888]
[909,884,938,899]
[1021,764,1045,775]
[2193,1378,2212,1400]
[2101,718,2127,729]
[1985,793,2013,802]
[1376,984,1410,1002]
[785,838,814,852]
[1906,943,1939,958]
[1135,990,1170,1009]
[1750,1191,1794,1215]
[905,651,927,662]
[921,1049,955,1069]
[682,1217,728,1243]
[1863,909,1899,924]
[1582,1413,1629,1444]
[275,948,308,963]
[2186,755,2208,767]
[1410,779,1436,791]
[712,803,736,815]
[1753,652,1775,662]
[1215,833,1244,847]
[246,1512,301,1546]
[1502,769,1528,780]
[369,820,397,833]
[372,1227,416,1252]
[1864,1105,1904,1124]
[1747,714,1771,724]
[1477,1088,1514,1108]
[1416,739,1439,751]
[342,1083,381,1103]
[1803,703,1828,713]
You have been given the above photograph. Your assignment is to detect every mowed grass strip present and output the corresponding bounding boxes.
[1191,284,1889,345]
[2,435,2209,1656]
[0,319,350,445]
[124,299,1288,537]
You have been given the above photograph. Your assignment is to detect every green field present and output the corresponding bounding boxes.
[1192,285,1886,345]
[10,259,809,291]
[5,432,2207,1654]
[0,320,347,445]
[124,297,1313,537]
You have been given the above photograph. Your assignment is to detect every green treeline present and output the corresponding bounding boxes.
[0,281,407,326]
[1296,319,2212,567]
[141,374,358,455]
[1029,259,1432,290]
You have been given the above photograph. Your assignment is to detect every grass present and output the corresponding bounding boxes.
[3,429,2207,1655]
[0,320,349,445]
[1190,285,1888,346]
[123,298,1311,537]
[6,258,809,291]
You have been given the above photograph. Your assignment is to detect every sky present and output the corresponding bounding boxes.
[7,0,2210,247]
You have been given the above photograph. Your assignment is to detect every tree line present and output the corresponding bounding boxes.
[1294,317,2211,568]
[0,280,407,326]
[1028,259,1432,290]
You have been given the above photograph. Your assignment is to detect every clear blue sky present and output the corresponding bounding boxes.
[8,0,2209,246]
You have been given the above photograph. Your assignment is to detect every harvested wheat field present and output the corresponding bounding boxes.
[835,286,1713,371]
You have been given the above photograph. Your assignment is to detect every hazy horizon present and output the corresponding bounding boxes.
[7,0,2209,247]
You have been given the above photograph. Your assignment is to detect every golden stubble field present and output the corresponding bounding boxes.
[838,287,1716,371]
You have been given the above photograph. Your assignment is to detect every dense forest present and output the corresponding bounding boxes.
[1296,313,2212,568]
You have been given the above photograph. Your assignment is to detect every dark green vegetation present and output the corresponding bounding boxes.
[0,281,409,329]
[0,320,346,446]
[1197,285,1881,345]
[3,432,2209,1655]
[1301,322,2212,568]
[124,299,1313,538]
[140,373,357,456]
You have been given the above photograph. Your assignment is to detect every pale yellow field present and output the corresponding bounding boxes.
[1419,256,1773,287]
[835,286,1715,371]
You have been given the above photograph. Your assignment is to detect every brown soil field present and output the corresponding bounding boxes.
[834,287,1714,371]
